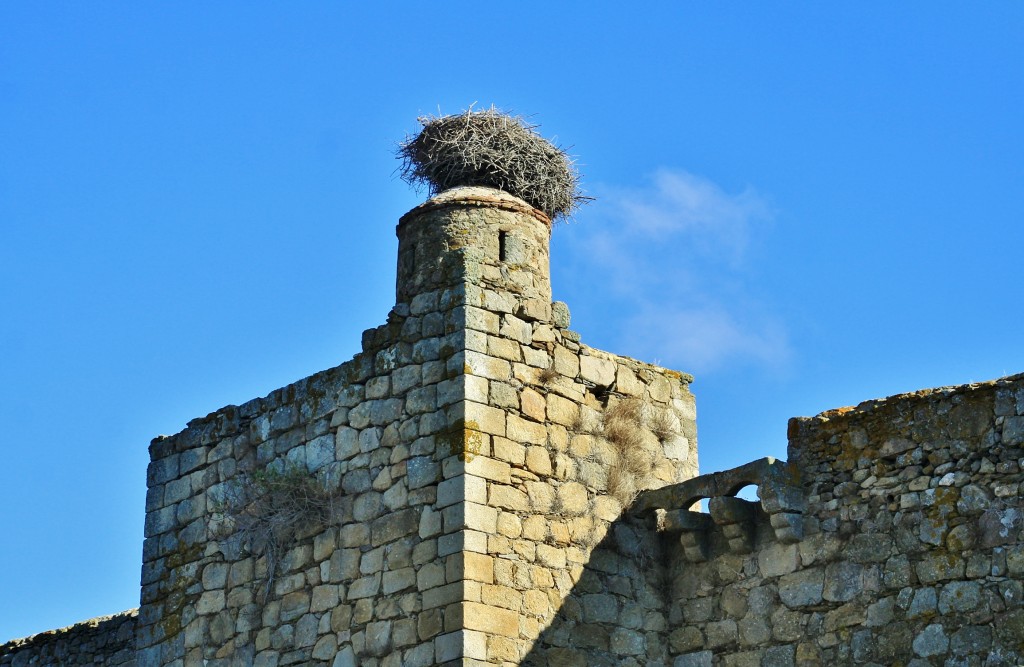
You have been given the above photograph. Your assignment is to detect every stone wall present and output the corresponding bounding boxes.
[136,331,425,666]
[0,187,698,666]
[656,373,1024,666]
[131,187,698,667]
[11,184,1017,667]
[0,610,138,666]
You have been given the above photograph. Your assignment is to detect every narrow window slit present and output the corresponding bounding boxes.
[499,231,507,262]
[401,243,416,280]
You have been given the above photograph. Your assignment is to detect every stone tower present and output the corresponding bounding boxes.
[131,186,698,666]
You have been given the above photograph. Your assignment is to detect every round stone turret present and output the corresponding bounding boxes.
[396,186,553,320]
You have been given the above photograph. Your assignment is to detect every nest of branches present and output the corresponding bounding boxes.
[397,107,589,221]
[216,465,340,601]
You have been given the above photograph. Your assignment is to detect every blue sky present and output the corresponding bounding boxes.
[2,3,1022,641]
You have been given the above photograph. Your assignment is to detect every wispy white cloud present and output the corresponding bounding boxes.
[619,305,790,374]
[555,169,790,375]
[602,169,771,266]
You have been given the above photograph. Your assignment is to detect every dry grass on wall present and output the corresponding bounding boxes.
[569,397,677,508]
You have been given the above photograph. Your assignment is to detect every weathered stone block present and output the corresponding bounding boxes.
[490,484,529,511]
[705,619,738,648]
[482,583,522,611]
[824,602,865,631]
[950,625,992,656]
[580,355,615,386]
[406,456,440,490]
[406,385,436,415]
[762,644,796,667]
[309,634,336,660]
[779,568,824,608]
[489,381,519,409]
[447,551,494,584]
[460,602,520,638]
[305,433,334,471]
[536,543,567,568]
[201,562,228,590]
[525,446,552,476]
[937,580,982,613]
[609,627,645,656]
[464,349,511,380]
[864,596,895,627]
[553,345,580,377]
[465,401,507,436]
[335,426,359,461]
[416,560,446,593]
[759,541,800,577]
[845,533,893,563]
[912,623,949,657]
[547,393,579,427]
[488,336,522,362]
[506,414,546,445]
[195,590,225,615]
[556,482,589,515]
[463,455,511,484]
[823,561,865,602]
[443,501,498,534]
[738,615,771,646]
[916,552,966,583]
[310,584,340,612]
[1002,416,1024,444]
[348,574,381,600]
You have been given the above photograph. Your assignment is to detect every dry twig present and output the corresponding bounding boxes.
[397,107,590,221]
[216,465,340,601]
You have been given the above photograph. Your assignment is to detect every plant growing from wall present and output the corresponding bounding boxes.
[566,396,675,508]
[602,399,661,506]
[537,367,559,386]
[647,407,678,445]
[215,464,341,601]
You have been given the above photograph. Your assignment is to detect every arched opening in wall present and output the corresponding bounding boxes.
[730,483,759,503]
[696,484,759,512]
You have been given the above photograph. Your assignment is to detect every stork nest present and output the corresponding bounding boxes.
[397,108,589,221]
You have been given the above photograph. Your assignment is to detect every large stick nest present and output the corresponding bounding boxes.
[398,108,589,221]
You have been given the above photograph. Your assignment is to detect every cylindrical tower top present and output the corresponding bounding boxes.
[395,186,552,313]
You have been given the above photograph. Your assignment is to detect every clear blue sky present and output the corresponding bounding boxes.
[2,3,1022,641]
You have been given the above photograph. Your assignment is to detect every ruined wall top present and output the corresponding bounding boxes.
[787,371,1024,476]
[399,186,552,228]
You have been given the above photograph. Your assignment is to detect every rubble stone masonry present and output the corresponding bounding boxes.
[2,186,1020,666]
[657,374,1024,666]
[0,611,137,666]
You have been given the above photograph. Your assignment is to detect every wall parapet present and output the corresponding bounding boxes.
[663,372,1024,666]
[635,457,806,562]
